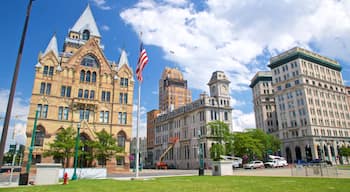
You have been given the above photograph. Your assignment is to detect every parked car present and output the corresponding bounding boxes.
[308,159,332,166]
[243,161,264,169]
[264,160,279,168]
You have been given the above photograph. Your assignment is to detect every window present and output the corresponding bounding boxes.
[92,72,96,82]
[61,86,66,97]
[116,156,124,166]
[86,71,91,82]
[40,83,45,94]
[66,86,71,97]
[119,93,128,104]
[43,66,48,76]
[79,109,90,121]
[80,70,85,82]
[84,90,89,99]
[100,111,109,123]
[63,107,69,120]
[117,131,126,148]
[101,91,111,102]
[118,112,127,124]
[81,55,99,68]
[49,66,54,76]
[78,89,83,98]
[34,126,45,146]
[224,112,228,121]
[58,107,63,120]
[40,82,51,95]
[37,104,48,118]
[46,83,51,95]
[82,30,90,40]
[90,90,95,100]
[120,78,128,87]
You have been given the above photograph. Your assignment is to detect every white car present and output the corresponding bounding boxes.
[243,160,264,169]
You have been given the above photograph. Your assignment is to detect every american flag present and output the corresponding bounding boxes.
[136,43,149,82]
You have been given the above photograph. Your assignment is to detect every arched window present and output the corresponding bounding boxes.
[86,71,91,82]
[82,30,90,40]
[80,70,85,82]
[81,55,99,68]
[35,125,45,146]
[117,131,126,149]
[92,72,97,82]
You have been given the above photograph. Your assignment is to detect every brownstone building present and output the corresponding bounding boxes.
[24,5,134,172]
[159,67,192,112]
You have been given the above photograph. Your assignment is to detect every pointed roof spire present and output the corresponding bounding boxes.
[44,34,59,58]
[71,4,101,37]
[118,49,129,66]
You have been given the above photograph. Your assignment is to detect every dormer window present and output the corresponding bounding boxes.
[82,30,90,40]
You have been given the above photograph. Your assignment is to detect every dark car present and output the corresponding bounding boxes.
[309,159,332,166]
[0,166,21,173]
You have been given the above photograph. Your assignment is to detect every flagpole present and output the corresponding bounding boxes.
[135,82,141,178]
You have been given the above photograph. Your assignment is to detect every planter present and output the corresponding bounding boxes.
[211,160,232,176]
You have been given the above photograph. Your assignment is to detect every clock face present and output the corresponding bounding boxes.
[221,85,228,94]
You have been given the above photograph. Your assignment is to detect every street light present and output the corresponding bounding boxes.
[198,130,204,176]
[71,122,81,180]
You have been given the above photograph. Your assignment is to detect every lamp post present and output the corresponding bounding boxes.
[26,110,39,173]
[71,123,81,180]
[198,130,204,176]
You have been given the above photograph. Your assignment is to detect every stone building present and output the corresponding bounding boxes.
[24,5,134,173]
[152,71,232,169]
[159,67,192,112]
[250,71,279,138]
[265,47,350,164]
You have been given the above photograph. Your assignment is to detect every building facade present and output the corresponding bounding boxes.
[152,71,233,169]
[250,71,279,138]
[267,47,350,164]
[159,67,192,113]
[24,5,134,172]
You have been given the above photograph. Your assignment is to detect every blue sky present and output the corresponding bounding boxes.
[1,0,350,149]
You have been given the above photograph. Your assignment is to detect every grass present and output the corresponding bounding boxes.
[337,165,350,170]
[1,176,349,192]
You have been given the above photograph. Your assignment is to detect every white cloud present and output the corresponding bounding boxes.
[232,110,256,132]
[0,89,29,151]
[91,0,112,10]
[101,25,110,31]
[132,103,147,137]
[121,0,350,132]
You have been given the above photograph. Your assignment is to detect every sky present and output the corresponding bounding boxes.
[0,0,350,150]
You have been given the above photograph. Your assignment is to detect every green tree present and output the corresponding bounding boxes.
[88,129,123,167]
[43,127,76,168]
[207,121,232,161]
[247,129,281,160]
[232,132,263,161]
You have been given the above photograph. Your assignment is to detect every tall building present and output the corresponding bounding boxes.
[152,71,232,169]
[250,71,278,137]
[24,5,134,172]
[267,47,350,164]
[146,109,160,167]
[159,67,192,112]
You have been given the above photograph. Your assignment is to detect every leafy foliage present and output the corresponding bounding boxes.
[43,127,76,167]
[207,121,232,161]
[232,129,281,162]
[87,129,123,167]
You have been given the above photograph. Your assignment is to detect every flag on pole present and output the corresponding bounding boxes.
[136,43,149,82]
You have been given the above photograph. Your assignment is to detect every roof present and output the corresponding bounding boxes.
[118,49,129,66]
[268,47,341,71]
[71,5,101,37]
[249,71,272,88]
[43,34,58,58]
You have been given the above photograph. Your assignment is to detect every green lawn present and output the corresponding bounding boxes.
[337,165,350,170]
[1,176,349,192]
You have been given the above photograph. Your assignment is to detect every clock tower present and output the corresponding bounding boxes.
[207,71,230,98]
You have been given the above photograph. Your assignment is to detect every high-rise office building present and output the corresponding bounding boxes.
[250,71,279,137]
[158,67,192,112]
[267,47,350,164]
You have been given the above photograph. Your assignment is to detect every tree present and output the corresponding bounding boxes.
[207,121,232,161]
[87,129,123,167]
[43,127,76,168]
[232,129,281,162]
